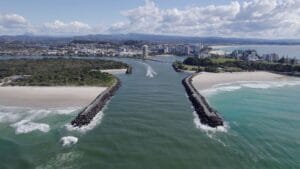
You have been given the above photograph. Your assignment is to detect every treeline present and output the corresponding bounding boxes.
[0,59,128,86]
[182,57,300,73]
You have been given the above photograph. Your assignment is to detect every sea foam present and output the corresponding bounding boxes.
[193,112,229,146]
[36,152,82,169]
[201,80,300,97]
[11,120,50,134]
[193,112,228,133]
[60,136,78,147]
[0,106,80,134]
[65,110,104,133]
[0,112,22,123]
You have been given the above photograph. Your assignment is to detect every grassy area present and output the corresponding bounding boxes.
[0,59,128,87]
[173,61,198,71]
[210,58,236,64]
[173,59,242,72]
[176,57,300,73]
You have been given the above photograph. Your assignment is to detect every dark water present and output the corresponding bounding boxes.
[0,56,299,169]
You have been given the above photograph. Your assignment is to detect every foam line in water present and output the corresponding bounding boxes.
[0,106,80,134]
[36,152,82,169]
[11,120,50,134]
[201,80,300,97]
[193,112,229,146]
[0,106,79,123]
[0,112,22,123]
[193,111,229,133]
[60,136,78,147]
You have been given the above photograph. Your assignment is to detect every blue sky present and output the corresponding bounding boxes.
[0,0,231,26]
[0,0,299,38]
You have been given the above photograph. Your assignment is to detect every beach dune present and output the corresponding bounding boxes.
[192,71,289,91]
[0,87,107,108]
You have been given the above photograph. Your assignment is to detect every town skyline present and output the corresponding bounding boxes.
[1,0,300,39]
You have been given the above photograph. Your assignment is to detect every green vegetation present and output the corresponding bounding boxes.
[175,57,300,73]
[173,61,203,72]
[0,59,128,87]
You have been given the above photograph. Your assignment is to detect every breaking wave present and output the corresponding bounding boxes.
[0,106,79,134]
[201,80,300,97]
[193,112,228,133]
[65,110,104,133]
[193,112,229,146]
[11,120,50,134]
[60,136,78,147]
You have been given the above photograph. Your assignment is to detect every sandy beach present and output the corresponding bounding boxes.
[101,69,127,74]
[0,87,107,108]
[192,71,291,91]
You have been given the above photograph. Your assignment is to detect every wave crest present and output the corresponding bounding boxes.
[60,136,78,147]
[11,120,50,134]
[0,106,79,134]
[65,111,104,133]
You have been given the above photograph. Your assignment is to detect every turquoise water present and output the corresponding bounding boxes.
[206,83,300,169]
[0,56,299,169]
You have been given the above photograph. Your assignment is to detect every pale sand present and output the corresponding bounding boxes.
[0,87,107,108]
[101,69,127,74]
[192,71,290,91]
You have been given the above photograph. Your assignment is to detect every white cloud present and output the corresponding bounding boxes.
[0,13,31,34]
[1,0,300,38]
[109,0,300,38]
[0,13,27,27]
[42,20,92,35]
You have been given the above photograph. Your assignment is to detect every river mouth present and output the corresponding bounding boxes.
[0,55,299,169]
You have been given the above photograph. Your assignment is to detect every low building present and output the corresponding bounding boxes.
[231,49,260,61]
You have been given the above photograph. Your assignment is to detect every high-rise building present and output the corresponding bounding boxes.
[195,43,204,56]
[185,46,191,55]
[142,45,149,58]
[163,45,169,54]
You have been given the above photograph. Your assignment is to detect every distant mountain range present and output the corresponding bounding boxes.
[1,33,300,45]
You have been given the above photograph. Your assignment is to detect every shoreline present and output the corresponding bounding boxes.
[184,71,300,128]
[0,86,107,109]
[182,74,223,127]
[192,71,294,92]
[71,77,121,127]
[101,69,127,74]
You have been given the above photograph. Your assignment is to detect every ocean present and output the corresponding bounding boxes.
[0,55,299,169]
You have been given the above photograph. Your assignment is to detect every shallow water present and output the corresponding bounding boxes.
[0,56,299,169]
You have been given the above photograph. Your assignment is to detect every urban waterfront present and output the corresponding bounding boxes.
[214,45,300,59]
[0,56,299,169]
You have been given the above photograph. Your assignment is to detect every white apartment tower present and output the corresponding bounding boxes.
[142,45,149,58]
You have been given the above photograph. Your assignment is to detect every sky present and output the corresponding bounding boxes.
[0,0,300,39]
